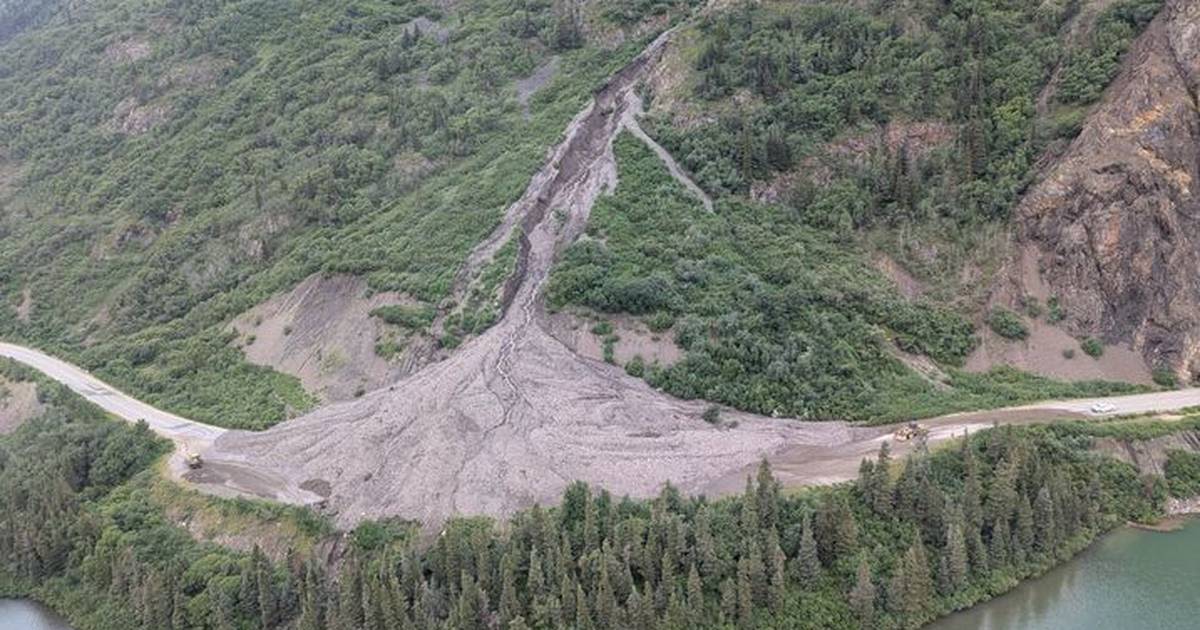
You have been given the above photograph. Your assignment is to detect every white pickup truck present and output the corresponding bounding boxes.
[1089,402,1117,415]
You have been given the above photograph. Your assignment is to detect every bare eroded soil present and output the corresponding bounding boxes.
[229,273,419,402]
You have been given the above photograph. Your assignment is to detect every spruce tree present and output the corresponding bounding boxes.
[943,513,969,594]
[1033,485,1056,554]
[848,557,876,629]
[794,511,821,589]
[1015,493,1035,562]
[686,564,704,626]
[870,442,894,517]
[499,551,521,626]
[756,459,779,532]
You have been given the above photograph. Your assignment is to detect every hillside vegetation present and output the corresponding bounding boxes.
[0,0,692,428]
[0,0,1166,428]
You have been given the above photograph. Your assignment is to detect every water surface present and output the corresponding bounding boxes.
[0,599,74,630]
[929,518,1200,630]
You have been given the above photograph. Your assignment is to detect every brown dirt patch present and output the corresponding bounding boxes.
[228,273,418,402]
[966,316,1153,384]
[545,310,683,367]
[110,97,169,135]
[0,377,42,435]
[104,37,151,64]
[1093,429,1200,477]
[15,287,32,324]
[516,57,559,117]
[158,56,231,89]
[0,155,21,200]
[874,254,925,300]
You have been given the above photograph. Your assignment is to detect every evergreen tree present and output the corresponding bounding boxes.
[594,552,618,630]
[848,557,876,629]
[694,504,719,584]
[756,459,779,532]
[870,442,894,517]
[719,578,737,625]
[736,557,754,627]
[1033,485,1056,554]
[686,563,704,626]
[500,550,521,626]
[794,511,821,589]
[943,512,969,594]
[767,528,787,611]
[1015,493,1035,562]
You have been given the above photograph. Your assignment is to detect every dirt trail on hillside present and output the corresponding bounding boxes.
[206,29,854,528]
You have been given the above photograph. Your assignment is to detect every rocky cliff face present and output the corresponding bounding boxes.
[1016,0,1200,380]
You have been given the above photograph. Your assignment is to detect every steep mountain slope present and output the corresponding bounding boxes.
[0,0,1180,482]
[208,32,856,527]
[0,0,690,428]
[1013,0,1200,382]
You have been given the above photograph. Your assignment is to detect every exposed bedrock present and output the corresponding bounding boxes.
[1015,0,1200,379]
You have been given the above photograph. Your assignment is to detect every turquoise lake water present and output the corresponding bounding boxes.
[929,518,1200,630]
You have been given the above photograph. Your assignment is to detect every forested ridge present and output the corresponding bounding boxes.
[1,367,1179,630]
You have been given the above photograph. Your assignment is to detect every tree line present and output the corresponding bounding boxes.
[1,386,1166,629]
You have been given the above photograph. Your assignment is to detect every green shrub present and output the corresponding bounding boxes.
[701,405,721,424]
[647,311,675,333]
[1047,296,1066,323]
[625,355,646,377]
[591,321,613,336]
[1021,296,1043,319]
[1152,368,1178,389]
[987,308,1029,340]
[1165,450,1200,498]
[371,304,436,330]
[1081,337,1104,358]
[602,334,619,364]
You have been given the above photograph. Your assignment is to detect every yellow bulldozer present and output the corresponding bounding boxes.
[893,421,928,442]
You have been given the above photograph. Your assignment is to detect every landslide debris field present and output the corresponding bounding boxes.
[205,30,857,528]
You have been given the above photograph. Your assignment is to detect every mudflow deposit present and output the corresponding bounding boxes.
[204,30,855,528]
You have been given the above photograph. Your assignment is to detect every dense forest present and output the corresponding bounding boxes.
[647,0,1161,225]
[2,371,1178,629]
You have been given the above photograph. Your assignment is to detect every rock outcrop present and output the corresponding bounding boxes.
[1015,0,1200,380]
